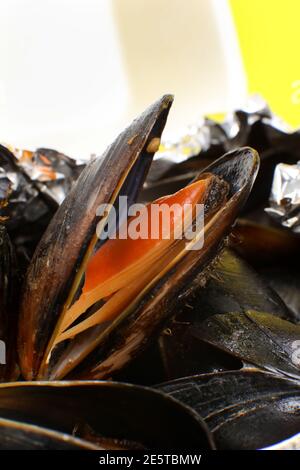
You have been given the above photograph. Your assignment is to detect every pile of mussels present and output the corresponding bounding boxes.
[0,95,300,450]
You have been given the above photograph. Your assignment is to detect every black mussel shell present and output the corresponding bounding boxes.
[197,310,300,380]
[158,369,300,450]
[158,248,293,381]
[0,417,98,450]
[19,95,174,380]
[0,225,19,381]
[0,381,214,449]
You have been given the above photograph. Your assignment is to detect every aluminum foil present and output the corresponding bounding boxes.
[9,146,86,205]
[0,144,85,267]
[148,94,289,183]
[266,162,300,232]
[144,95,300,229]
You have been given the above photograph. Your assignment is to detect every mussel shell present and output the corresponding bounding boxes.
[0,381,215,449]
[0,417,98,450]
[51,147,259,380]
[197,311,300,380]
[0,226,19,381]
[179,248,291,321]
[231,218,300,266]
[229,216,300,323]
[260,264,300,323]
[158,369,300,450]
[19,94,174,380]
[157,247,293,381]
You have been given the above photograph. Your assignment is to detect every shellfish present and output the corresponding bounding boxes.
[17,95,259,381]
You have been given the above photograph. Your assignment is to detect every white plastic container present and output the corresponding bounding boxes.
[0,0,246,157]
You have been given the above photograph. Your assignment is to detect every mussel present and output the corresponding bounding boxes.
[231,218,300,322]
[0,381,214,450]
[0,226,18,381]
[17,95,259,381]
[158,302,300,449]
[158,369,300,450]
[157,247,294,380]
[147,230,300,450]
[0,418,99,450]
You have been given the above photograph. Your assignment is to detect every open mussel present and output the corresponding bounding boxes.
[18,95,259,381]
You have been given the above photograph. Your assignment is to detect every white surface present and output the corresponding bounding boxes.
[263,432,300,450]
[0,0,247,158]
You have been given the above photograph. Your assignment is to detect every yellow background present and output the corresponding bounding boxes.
[230,0,300,127]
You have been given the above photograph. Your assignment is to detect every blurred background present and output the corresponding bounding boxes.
[0,0,299,157]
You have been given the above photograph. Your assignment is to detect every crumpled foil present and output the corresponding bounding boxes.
[265,162,300,232]
[148,94,288,182]
[143,95,300,225]
[0,144,85,267]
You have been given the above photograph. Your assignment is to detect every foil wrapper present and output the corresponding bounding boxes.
[0,144,85,266]
[144,95,300,224]
[265,162,300,232]
[148,94,286,182]
[149,96,278,181]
